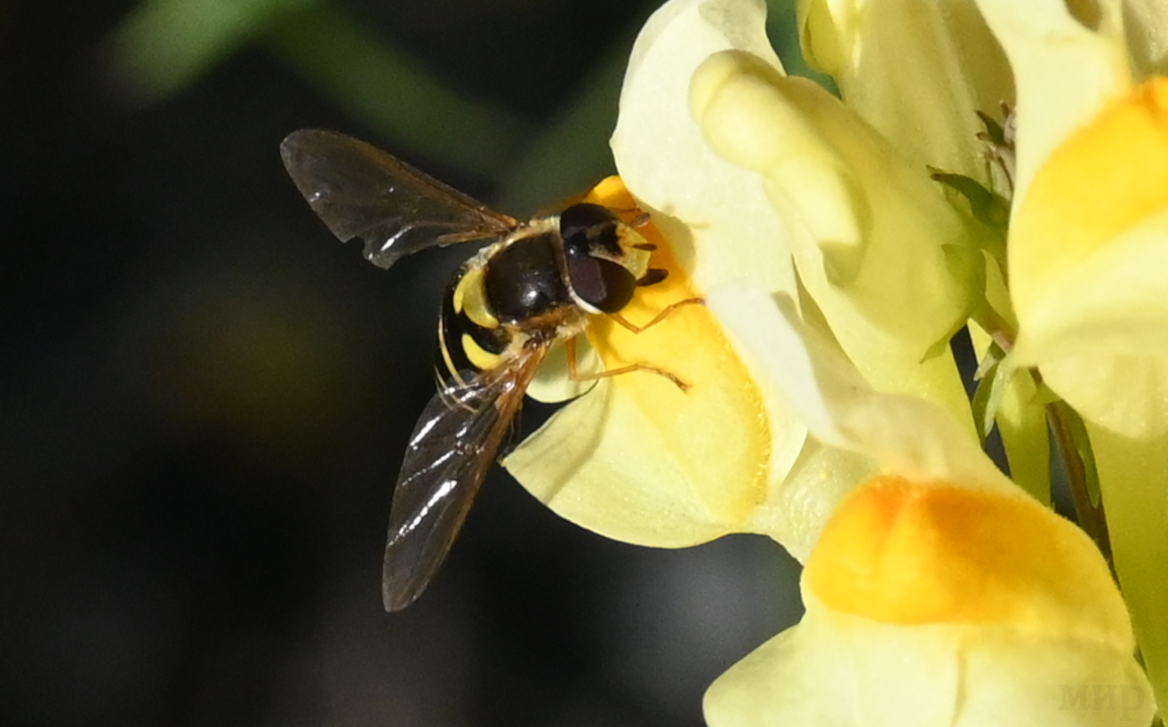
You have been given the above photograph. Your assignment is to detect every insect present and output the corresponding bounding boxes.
[280,129,695,611]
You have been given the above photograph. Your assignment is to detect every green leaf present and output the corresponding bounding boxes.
[975,109,1007,147]
[929,169,1011,229]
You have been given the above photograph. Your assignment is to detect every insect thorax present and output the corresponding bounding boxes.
[436,223,586,383]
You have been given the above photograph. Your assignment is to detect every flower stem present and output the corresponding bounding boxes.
[1046,400,1111,567]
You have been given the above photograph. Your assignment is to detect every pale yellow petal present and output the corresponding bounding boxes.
[611,0,798,299]
[507,180,775,547]
[507,372,747,546]
[705,475,1152,727]
[745,438,875,562]
[525,336,601,403]
[706,593,1154,727]
[708,284,1001,555]
[1014,208,1168,412]
[505,304,771,544]
[1008,79,1168,441]
[1000,58,1168,714]
[1089,419,1168,715]
[974,0,1132,206]
[692,51,976,426]
[1011,77,1168,314]
[708,284,868,556]
[612,0,815,507]
[707,284,987,488]
[510,0,829,547]
[798,0,1014,179]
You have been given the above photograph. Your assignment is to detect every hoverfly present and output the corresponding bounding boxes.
[280,129,695,611]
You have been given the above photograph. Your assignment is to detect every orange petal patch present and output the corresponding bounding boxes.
[582,177,772,527]
[806,475,1126,640]
[1012,77,1168,315]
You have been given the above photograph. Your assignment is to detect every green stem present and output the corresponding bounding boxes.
[1046,400,1111,567]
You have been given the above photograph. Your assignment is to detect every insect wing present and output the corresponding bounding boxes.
[280,129,520,269]
[382,350,547,611]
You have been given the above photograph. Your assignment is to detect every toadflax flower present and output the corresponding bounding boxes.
[703,287,1154,726]
[971,0,1168,709]
[508,0,1164,722]
[507,0,991,561]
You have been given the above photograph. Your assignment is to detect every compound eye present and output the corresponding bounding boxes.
[559,203,623,259]
[564,253,637,313]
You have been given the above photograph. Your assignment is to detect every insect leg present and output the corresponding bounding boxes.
[608,297,705,334]
[566,336,690,392]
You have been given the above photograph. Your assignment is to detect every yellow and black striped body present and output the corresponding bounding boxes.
[279,129,678,612]
[436,219,589,386]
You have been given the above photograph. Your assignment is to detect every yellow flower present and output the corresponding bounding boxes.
[703,289,1153,725]
[685,45,981,426]
[500,0,1164,722]
[973,0,1168,708]
[508,0,993,561]
[509,176,780,548]
[792,0,1056,500]
[706,473,1154,727]
[797,0,1013,180]
[507,0,866,558]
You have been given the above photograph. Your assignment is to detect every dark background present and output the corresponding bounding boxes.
[1,1,808,725]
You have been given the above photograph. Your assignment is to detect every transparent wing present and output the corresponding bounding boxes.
[280,129,520,269]
[382,347,548,611]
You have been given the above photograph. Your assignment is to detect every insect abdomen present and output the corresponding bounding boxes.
[437,261,513,383]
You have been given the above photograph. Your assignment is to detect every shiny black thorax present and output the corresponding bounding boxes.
[484,231,573,324]
[436,203,644,382]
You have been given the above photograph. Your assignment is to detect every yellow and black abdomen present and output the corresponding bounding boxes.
[436,231,577,385]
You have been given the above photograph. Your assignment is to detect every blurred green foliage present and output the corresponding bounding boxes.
[102,0,824,210]
[103,0,311,103]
